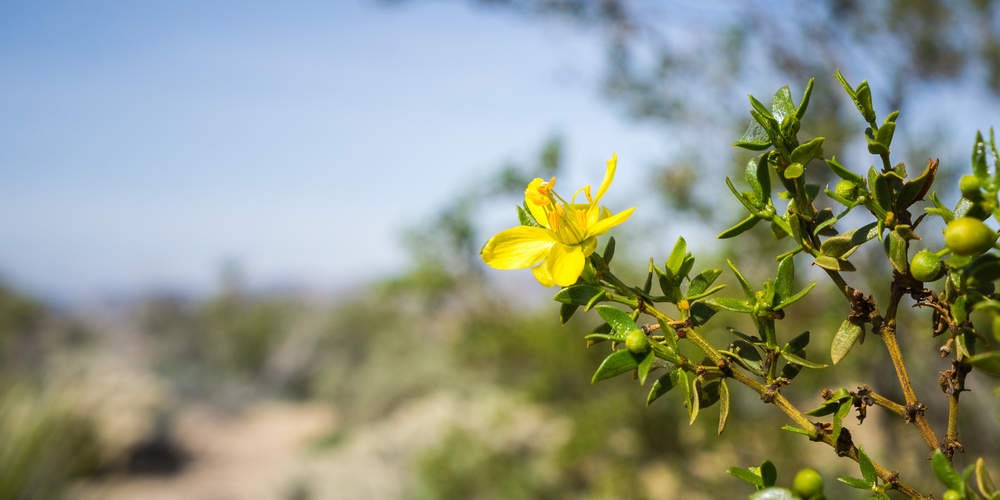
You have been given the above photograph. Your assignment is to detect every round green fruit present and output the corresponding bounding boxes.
[942,489,962,500]
[910,249,943,282]
[625,329,649,354]
[960,175,982,199]
[792,468,824,499]
[835,180,858,200]
[944,217,998,257]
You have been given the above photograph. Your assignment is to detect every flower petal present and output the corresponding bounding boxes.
[481,226,556,270]
[592,154,617,206]
[531,263,557,287]
[587,207,636,237]
[524,178,550,228]
[545,243,586,287]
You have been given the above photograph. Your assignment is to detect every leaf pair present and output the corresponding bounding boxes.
[838,447,889,499]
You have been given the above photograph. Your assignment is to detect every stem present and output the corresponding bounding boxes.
[868,390,907,418]
[881,285,940,451]
[946,362,968,444]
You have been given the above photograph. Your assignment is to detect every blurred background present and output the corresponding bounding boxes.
[1,1,1000,498]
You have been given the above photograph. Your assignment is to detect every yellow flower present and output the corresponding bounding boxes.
[481,154,636,287]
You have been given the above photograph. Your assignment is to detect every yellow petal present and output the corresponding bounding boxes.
[531,263,557,287]
[592,154,617,206]
[525,178,550,228]
[545,243,585,287]
[481,226,557,270]
[587,207,636,237]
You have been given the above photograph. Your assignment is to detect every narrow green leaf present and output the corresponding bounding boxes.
[656,317,678,352]
[591,349,643,384]
[688,269,723,297]
[559,303,578,324]
[796,78,814,118]
[689,377,700,424]
[932,449,965,493]
[832,398,852,442]
[780,350,828,369]
[771,85,796,121]
[647,369,682,406]
[775,255,794,302]
[584,333,621,342]
[727,467,764,487]
[884,229,909,274]
[968,351,1000,376]
[687,284,726,302]
[869,166,892,213]
[826,156,866,184]
[822,235,856,258]
[760,460,777,487]
[595,305,639,337]
[774,281,817,310]
[637,350,654,385]
[516,204,541,227]
[689,301,720,326]
[974,130,989,180]
[705,297,755,314]
[834,69,857,99]
[876,121,895,147]
[667,237,687,276]
[750,94,774,119]
[781,425,817,438]
[832,320,865,364]
[976,457,996,497]
[697,380,722,409]
[806,400,842,417]
[727,259,756,301]
[603,237,616,263]
[718,379,730,435]
[791,137,825,165]
[727,327,762,344]
[553,285,604,306]
[783,331,810,353]
[858,446,878,484]
[838,477,874,490]
[719,214,762,239]
[895,159,938,209]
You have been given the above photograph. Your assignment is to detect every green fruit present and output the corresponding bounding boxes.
[942,489,962,500]
[792,468,824,499]
[625,329,649,354]
[910,249,943,282]
[835,180,858,200]
[944,217,998,257]
[960,175,982,199]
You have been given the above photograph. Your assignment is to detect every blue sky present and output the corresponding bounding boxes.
[0,0,669,300]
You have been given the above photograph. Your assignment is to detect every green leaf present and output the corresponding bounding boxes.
[656,317,678,352]
[647,369,682,406]
[719,214,762,239]
[637,350,655,385]
[749,487,795,500]
[667,236,687,276]
[834,69,858,99]
[796,78,814,119]
[689,377,700,424]
[791,137,825,165]
[750,94,775,119]
[838,476,874,490]
[723,339,765,376]
[654,265,682,304]
[775,255,794,302]
[734,139,772,151]
[705,297,755,314]
[553,285,605,306]
[727,259,756,302]
[854,80,876,123]
[595,305,639,338]
[745,158,770,199]
[968,351,1000,376]
[784,163,805,179]
[865,127,888,155]
[689,269,724,297]
[690,302,720,326]
[781,425,817,438]
[826,156,866,185]
[677,370,691,417]
[814,255,856,272]
[858,446,878,484]
[876,120,895,147]
[591,349,644,384]
[933,449,965,493]
[516,204,541,227]
[728,327,762,344]
[718,379,730,435]
[884,229,909,274]
[780,350,828,369]
[774,281,817,310]
[559,303,578,324]
[926,191,955,224]
[760,460,778,487]
[697,379,722,409]
[976,457,996,497]
[822,234,856,258]
[868,166,892,213]
[603,237,616,264]
[973,130,989,180]
[966,254,1000,287]
[783,331,810,354]
[686,284,726,302]
[832,398,852,442]
[806,400,842,417]
[832,320,865,364]
[727,467,764,487]
[895,159,938,209]
[771,86,796,121]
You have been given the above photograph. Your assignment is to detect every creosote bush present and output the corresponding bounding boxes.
[481,71,1000,499]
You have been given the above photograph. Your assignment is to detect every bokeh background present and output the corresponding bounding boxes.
[1,1,1000,499]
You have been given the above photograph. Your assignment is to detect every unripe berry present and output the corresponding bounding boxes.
[944,217,998,257]
[792,468,824,499]
[960,175,982,199]
[910,249,943,282]
[835,180,858,200]
[625,329,649,354]
[942,489,962,500]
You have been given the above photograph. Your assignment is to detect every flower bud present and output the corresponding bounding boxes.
[943,490,962,500]
[625,329,649,354]
[792,468,824,500]
[944,217,998,257]
[960,175,982,200]
[910,249,943,282]
[835,180,859,201]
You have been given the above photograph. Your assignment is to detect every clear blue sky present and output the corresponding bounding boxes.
[0,0,668,300]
